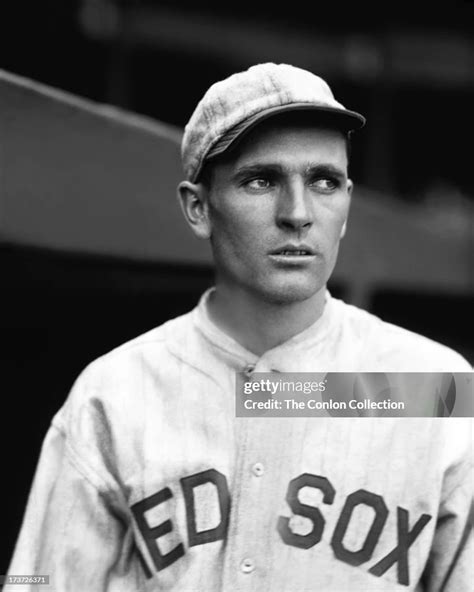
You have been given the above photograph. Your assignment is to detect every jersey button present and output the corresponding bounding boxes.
[240,558,255,573]
[244,364,256,377]
[252,462,264,477]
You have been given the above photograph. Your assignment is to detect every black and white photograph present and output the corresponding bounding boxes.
[1,2,473,591]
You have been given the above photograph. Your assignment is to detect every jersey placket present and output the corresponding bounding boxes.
[221,363,305,592]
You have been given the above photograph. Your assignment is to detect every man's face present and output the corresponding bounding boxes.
[202,120,352,305]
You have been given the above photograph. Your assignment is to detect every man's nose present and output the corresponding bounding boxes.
[276,181,313,231]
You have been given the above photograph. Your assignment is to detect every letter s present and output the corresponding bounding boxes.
[277,473,335,549]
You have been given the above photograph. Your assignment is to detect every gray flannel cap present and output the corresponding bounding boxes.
[181,62,365,183]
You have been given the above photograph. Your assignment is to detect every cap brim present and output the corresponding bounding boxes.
[206,102,366,162]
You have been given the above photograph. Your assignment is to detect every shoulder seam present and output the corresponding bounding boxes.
[50,419,112,494]
[52,411,120,495]
[64,437,118,494]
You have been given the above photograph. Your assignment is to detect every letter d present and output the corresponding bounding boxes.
[180,469,230,547]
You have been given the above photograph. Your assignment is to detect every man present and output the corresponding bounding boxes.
[6,63,472,591]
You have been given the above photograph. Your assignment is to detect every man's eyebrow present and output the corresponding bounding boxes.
[232,162,347,179]
[304,163,347,178]
[232,163,284,179]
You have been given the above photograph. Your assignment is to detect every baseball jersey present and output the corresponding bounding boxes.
[6,289,473,591]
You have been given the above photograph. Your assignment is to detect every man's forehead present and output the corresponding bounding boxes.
[228,122,349,169]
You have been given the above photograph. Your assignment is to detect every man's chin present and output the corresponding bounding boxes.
[254,281,323,306]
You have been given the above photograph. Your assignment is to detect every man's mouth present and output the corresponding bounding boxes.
[268,245,316,265]
[276,250,312,256]
[270,244,315,256]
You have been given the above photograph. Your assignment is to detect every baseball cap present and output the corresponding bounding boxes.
[181,62,366,183]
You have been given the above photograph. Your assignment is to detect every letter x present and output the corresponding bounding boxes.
[369,507,431,586]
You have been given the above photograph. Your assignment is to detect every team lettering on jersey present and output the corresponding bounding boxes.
[131,468,431,587]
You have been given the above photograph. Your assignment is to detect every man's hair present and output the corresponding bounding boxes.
[197,112,353,190]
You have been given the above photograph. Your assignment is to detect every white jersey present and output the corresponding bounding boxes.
[6,290,473,591]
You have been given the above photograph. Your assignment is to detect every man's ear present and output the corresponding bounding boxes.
[177,181,212,240]
[340,179,353,239]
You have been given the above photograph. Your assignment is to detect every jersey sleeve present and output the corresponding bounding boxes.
[5,367,150,592]
[422,420,473,591]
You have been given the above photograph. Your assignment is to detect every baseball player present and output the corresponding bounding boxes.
[5,63,472,591]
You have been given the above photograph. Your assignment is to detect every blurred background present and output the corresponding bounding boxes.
[0,0,473,571]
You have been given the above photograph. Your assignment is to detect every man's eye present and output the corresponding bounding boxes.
[310,178,338,191]
[245,178,271,190]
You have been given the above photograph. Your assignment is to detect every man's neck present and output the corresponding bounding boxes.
[206,285,327,357]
